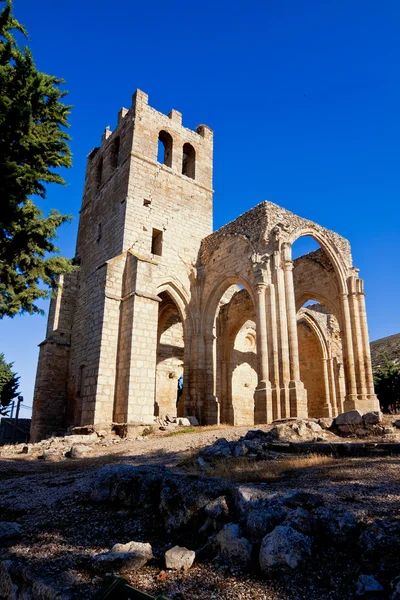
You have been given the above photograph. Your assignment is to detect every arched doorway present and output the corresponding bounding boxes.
[291,235,346,417]
[203,279,257,425]
[155,291,184,418]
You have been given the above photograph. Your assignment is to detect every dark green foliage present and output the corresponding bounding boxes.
[0,0,74,317]
[0,352,19,414]
[374,360,400,413]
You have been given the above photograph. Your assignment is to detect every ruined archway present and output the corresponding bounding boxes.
[155,291,185,418]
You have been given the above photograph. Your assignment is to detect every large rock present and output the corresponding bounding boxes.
[259,525,312,572]
[0,522,21,541]
[282,490,324,510]
[165,545,195,570]
[95,541,153,569]
[318,418,334,430]
[234,485,275,515]
[214,523,252,566]
[204,496,229,519]
[246,505,287,543]
[283,508,317,536]
[362,411,382,425]
[200,438,232,458]
[393,420,400,430]
[359,519,400,571]
[70,444,93,459]
[177,418,191,427]
[159,476,230,531]
[335,410,363,426]
[315,508,359,546]
[91,465,163,508]
[269,421,325,442]
[355,574,384,596]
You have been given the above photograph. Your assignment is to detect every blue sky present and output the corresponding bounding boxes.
[1,0,399,418]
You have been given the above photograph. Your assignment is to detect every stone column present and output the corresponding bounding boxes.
[282,247,307,418]
[340,292,358,411]
[322,358,332,417]
[328,357,339,416]
[267,282,281,420]
[254,283,273,423]
[348,277,367,398]
[204,332,220,424]
[357,281,378,403]
[273,251,291,417]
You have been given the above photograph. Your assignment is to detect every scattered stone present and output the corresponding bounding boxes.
[95,541,153,569]
[234,485,274,514]
[283,507,317,536]
[214,523,252,566]
[393,420,400,430]
[233,441,248,457]
[318,418,334,430]
[259,525,312,572]
[69,444,92,459]
[246,505,287,543]
[200,438,232,458]
[165,545,195,570]
[0,522,22,541]
[187,416,199,426]
[282,490,324,510]
[165,413,174,423]
[204,496,229,519]
[363,411,382,425]
[177,417,191,426]
[335,410,363,426]
[355,574,384,596]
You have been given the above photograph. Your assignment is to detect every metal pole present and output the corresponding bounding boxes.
[12,395,23,445]
[9,401,15,419]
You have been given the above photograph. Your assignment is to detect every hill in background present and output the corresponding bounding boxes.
[370,333,400,369]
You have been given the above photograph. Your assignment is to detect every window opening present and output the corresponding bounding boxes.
[110,136,120,170]
[151,228,163,256]
[157,131,173,167]
[182,143,195,179]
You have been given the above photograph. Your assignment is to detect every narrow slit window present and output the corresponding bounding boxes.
[151,228,163,256]
[157,131,173,167]
[182,143,195,179]
[77,365,86,397]
[95,157,103,189]
[96,223,102,241]
[110,136,120,170]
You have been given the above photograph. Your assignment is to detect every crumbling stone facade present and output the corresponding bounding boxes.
[31,90,379,441]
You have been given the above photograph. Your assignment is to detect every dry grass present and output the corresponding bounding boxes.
[183,453,337,483]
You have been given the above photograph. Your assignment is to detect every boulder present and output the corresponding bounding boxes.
[246,505,287,543]
[259,525,312,572]
[234,485,275,515]
[315,508,359,546]
[233,441,249,457]
[269,421,325,442]
[177,418,191,427]
[165,545,195,570]
[283,508,317,536]
[282,490,324,510]
[355,574,384,596]
[0,522,21,541]
[70,444,92,459]
[391,575,400,599]
[187,416,199,426]
[204,496,229,519]
[318,418,334,430]
[335,410,363,426]
[95,541,153,569]
[359,520,400,571]
[214,523,252,566]
[305,421,323,433]
[393,420,400,430]
[200,438,232,458]
[362,411,382,425]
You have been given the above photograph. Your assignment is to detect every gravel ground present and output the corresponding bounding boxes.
[1,422,400,599]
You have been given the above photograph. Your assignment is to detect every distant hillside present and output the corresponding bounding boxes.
[370,333,400,369]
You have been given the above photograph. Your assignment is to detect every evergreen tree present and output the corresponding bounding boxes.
[374,359,400,413]
[0,0,74,318]
[0,352,19,414]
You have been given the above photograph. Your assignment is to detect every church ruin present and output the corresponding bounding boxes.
[31,90,379,441]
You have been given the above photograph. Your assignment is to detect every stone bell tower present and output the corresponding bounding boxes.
[31,90,214,441]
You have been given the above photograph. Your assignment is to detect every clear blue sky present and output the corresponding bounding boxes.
[1,0,399,418]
